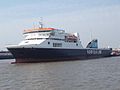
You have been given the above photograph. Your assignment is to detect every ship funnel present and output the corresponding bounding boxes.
[86,39,98,48]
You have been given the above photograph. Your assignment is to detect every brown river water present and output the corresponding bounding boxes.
[0,57,120,90]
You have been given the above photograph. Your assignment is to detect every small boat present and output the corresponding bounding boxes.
[0,51,14,59]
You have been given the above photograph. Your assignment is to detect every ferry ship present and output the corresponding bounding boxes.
[6,23,112,63]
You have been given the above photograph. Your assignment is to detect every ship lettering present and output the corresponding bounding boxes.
[87,50,102,55]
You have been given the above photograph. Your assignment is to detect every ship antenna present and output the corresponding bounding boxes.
[39,17,43,28]
[90,30,93,41]
[33,22,35,29]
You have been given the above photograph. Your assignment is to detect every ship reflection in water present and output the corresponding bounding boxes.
[0,56,120,90]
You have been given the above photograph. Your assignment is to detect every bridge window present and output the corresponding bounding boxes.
[53,43,62,47]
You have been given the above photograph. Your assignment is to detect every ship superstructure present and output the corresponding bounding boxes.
[19,27,83,49]
[6,23,112,63]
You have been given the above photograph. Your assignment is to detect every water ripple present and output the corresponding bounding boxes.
[0,57,120,90]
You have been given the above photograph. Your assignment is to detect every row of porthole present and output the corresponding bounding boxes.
[48,42,78,46]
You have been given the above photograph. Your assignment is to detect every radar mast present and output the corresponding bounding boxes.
[39,17,43,28]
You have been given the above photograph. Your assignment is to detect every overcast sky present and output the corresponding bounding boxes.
[0,0,120,50]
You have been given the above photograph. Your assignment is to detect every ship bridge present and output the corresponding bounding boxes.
[23,27,65,40]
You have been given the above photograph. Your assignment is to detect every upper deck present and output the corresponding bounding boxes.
[24,28,57,34]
